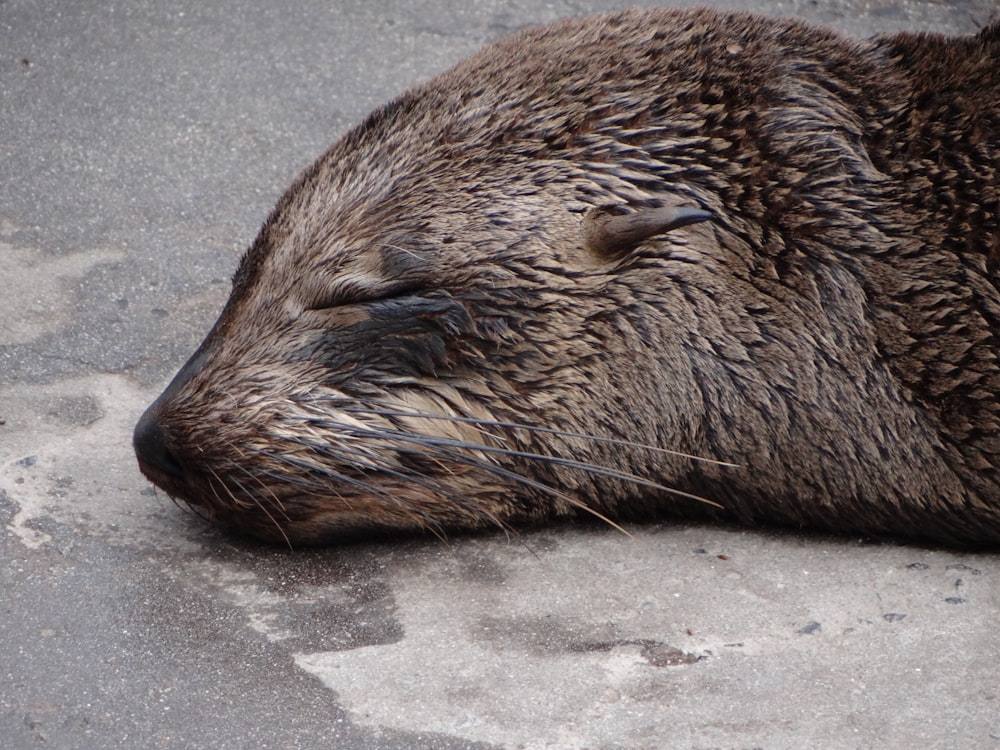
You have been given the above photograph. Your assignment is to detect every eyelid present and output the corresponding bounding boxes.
[304,277,429,311]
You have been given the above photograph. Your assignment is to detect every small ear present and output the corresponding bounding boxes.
[583,203,712,260]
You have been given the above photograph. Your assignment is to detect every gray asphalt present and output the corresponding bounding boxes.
[2,1,999,748]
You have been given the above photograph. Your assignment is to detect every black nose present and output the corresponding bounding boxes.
[133,409,184,479]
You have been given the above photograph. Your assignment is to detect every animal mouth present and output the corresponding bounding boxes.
[132,407,236,525]
[132,406,293,539]
[134,398,725,545]
[131,400,497,544]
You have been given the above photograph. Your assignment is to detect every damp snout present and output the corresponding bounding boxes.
[133,407,185,482]
[133,338,216,487]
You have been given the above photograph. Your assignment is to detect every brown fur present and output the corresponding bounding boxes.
[134,8,1000,547]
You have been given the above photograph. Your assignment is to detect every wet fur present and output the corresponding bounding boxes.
[134,8,1000,547]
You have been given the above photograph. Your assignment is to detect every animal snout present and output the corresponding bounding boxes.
[133,408,185,482]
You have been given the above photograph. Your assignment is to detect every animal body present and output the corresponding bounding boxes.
[134,8,1000,547]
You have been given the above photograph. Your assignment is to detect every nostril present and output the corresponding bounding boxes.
[133,409,184,479]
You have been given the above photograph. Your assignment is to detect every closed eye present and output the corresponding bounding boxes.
[303,276,429,311]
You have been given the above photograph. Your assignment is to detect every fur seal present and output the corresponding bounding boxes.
[133,8,1000,547]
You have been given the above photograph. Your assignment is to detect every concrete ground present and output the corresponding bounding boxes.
[2,0,999,748]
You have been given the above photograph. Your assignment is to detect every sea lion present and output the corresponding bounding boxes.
[133,8,1000,547]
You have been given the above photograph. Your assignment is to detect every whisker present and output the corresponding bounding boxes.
[161,486,212,522]
[225,444,290,517]
[205,465,248,509]
[250,443,453,538]
[341,406,739,468]
[318,420,722,509]
[255,412,720,537]
[253,446,398,503]
[225,471,293,549]
[285,419,635,533]
[378,242,426,262]
[257,437,514,538]
[394,438,634,536]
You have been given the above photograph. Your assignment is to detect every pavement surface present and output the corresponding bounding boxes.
[2,1,1000,748]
